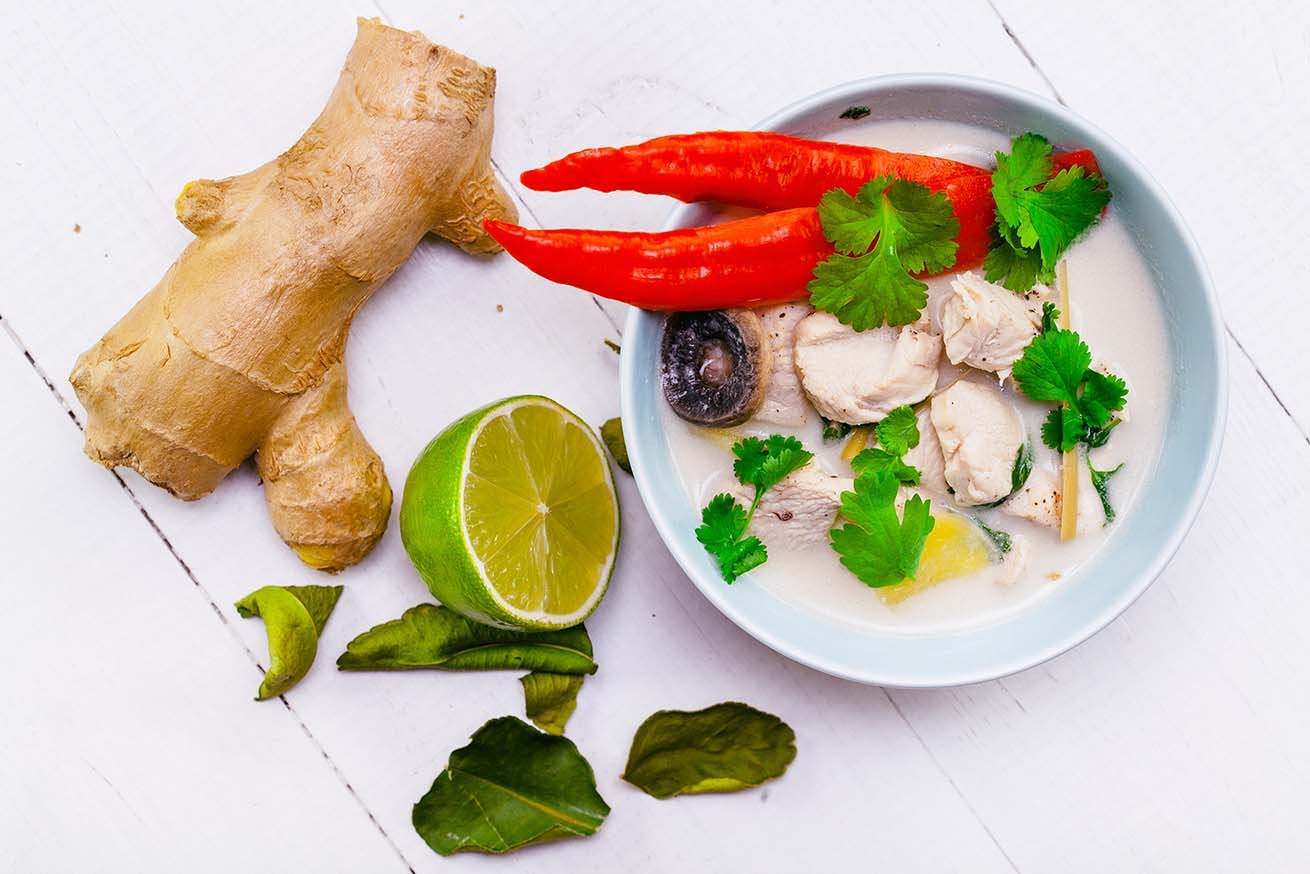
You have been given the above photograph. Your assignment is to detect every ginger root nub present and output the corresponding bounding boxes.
[69,18,512,570]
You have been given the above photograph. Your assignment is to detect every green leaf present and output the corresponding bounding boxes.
[1079,369,1128,429]
[336,604,596,674]
[975,518,1013,555]
[1011,442,1034,494]
[820,416,853,444]
[695,493,767,583]
[1012,328,1092,404]
[622,702,797,799]
[809,176,959,330]
[1041,406,1086,452]
[988,133,1110,289]
[992,133,1055,231]
[850,448,920,485]
[521,672,585,736]
[875,405,920,456]
[829,471,935,588]
[1040,301,1061,334]
[600,417,631,473]
[1088,458,1124,523]
[235,585,342,701]
[731,434,813,494]
[413,716,610,856]
[983,222,1048,292]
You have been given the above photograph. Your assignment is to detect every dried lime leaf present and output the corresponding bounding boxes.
[234,585,342,701]
[521,672,584,735]
[623,701,796,799]
[336,604,596,674]
[413,716,609,856]
[600,417,631,473]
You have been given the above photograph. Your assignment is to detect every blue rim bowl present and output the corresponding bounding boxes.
[620,74,1227,687]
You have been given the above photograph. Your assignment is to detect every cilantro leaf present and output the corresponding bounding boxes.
[988,133,1111,290]
[732,435,814,495]
[850,448,920,485]
[1079,369,1128,429]
[1041,406,1085,452]
[1087,458,1124,523]
[699,435,815,583]
[983,226,1047,292]
[1040,301,1061,334]
[874,405,920,456]
[695,494,768,583]
[993,133,1055,230]
[1020,167,1112,271]
[830,471,935,588]
[1011,329,1091,404]
[809,176,960,331]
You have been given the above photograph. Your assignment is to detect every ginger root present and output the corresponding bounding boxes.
[70,18,516,571]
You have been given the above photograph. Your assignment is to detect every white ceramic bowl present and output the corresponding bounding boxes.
[620,75,1226,687]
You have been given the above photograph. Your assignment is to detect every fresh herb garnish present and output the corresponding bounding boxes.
[985,133,1111,291]
[830,469,936,588]
[697,435,814,582]
[850,404,922,485]
[412,717,609,856]
[1088,457,1124,523]
[839,105,872,120]
[808,175,960,330]
[622,702,797,799]
[1012,329,1127,452]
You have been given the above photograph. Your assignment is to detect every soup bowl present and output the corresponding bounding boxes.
[619,75,1226,687]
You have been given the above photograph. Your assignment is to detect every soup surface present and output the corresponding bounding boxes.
[660,118,1171,633]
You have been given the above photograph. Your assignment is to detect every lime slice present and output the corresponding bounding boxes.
[400,396,620,630]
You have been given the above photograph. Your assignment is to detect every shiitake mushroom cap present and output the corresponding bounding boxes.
[661,309,772,428]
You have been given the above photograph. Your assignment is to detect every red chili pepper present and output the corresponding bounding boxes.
[495,139,1101,312]
[521,131,989,211]
[484,210,828,310]
[1051,148,1101,177]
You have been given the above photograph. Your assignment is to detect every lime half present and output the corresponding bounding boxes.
[400,396,620,630]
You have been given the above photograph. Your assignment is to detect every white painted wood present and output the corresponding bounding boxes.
[2,0,1308,871]
[0,332,406,873]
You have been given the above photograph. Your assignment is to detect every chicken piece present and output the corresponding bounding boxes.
[1001,458,1105,533]
[938,272,1042,380]
[793,312,941,425]
[931,380,1026,507]
[902,405,949,495]
[738,467,852,551]
[753,302,814,427]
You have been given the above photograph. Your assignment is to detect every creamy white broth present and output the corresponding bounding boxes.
[659,119,1171,633]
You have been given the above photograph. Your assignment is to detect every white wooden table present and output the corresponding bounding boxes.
[3,2,1307,871]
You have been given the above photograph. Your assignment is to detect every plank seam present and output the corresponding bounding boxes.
[985,0,1066,104]
[885,690,1023,873]
[0,312,417,874]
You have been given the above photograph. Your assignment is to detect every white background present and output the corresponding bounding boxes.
[3,1,1308,871]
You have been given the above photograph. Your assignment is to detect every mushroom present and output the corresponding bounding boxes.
[661,309,772,427]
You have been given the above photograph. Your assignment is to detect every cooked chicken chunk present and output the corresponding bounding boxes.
[938,272,1042,380]
[753,302,814,427]
[738,467,852,551]
[1001,458,1105,533]
[902,405,949,495]
[931,379,1027,507]
[793,312,941,424]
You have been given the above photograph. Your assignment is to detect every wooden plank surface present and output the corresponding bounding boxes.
[1,1,1306,871]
